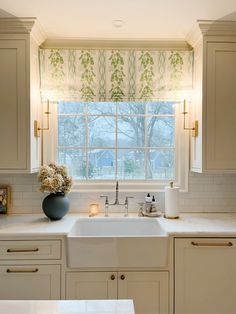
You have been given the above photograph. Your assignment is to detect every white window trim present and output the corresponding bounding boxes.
[43,102,189,192]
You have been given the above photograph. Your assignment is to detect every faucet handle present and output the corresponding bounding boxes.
[125,196,134,204]
[100,195,109,217]
[100,195,109,204]
[124,196,134,217]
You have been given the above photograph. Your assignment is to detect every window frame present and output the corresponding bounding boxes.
[43,101,189,192]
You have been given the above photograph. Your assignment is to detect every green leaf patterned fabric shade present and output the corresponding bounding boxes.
[39,49,193,102]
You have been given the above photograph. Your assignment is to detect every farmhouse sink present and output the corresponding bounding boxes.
[66,217,169,268]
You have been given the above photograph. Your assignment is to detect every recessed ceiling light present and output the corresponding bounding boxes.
[112,20,124,28]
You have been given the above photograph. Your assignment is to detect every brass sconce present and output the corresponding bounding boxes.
[34,100,51,137]
[182,99,198,137]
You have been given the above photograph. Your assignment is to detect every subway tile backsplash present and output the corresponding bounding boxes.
[1,172,236,214]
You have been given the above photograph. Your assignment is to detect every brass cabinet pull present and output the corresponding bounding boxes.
[110,274,116,280]
[191,241,233,247]
[6,268,39,273]
[120,274,125,280]
[7,248,39,253]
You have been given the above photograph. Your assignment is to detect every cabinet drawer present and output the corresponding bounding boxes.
[0,264,61,299]
[0,240,61,260]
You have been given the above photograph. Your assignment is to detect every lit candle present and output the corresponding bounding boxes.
[89,203,100,217]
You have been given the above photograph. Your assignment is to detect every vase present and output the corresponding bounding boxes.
[42,193,69,220]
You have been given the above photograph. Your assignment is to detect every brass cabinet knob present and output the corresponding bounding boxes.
[110,274,116,280]
[120,274,125,280]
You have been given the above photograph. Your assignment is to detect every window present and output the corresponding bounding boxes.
[56,101,180,182]
[43,100,188,191]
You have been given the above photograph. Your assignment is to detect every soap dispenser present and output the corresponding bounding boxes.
[145,193,152,213]
[151,195,157,212]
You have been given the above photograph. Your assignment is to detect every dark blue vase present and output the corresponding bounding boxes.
[42,193,69,220]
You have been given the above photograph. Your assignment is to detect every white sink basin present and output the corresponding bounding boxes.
[67,217,169,268]
[68,217,167,237]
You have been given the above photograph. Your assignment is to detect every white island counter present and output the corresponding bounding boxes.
[0,300,135,314]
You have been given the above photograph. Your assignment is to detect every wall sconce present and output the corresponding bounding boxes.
[182,99,198,137]
[34,100,51,137]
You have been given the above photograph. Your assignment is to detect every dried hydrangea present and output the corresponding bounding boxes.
[38,165,55,181]
[62,176,73,194]
[38,163,73,194]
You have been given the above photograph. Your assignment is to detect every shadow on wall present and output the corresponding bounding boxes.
[0,8,29,33]
[219,11,236,21]
[0,8,16,17]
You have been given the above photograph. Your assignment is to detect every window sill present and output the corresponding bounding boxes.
[71,179,188,193]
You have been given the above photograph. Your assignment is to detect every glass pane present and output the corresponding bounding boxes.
[88,149,115,179]
[58,148,86,179]
[57,101,177,181]
[117,149,145,180]
[118,117,145,148]
[147,117,175,147]
[87,102,116,115]
[147,149,174,180]
[58,116,86,146]
[88,116,116,147]
[118,102,145,115]
[58,101,86,114]
[147,102,175,114]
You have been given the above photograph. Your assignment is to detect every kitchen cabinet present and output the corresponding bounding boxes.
[118,271,168,314]
[0,239,61,300]
[0,18,46,173]
[188,21,236,172]
[66,272,117,300]
[66,271,169,314]
[175,238,236,314]
[0,264,60,300]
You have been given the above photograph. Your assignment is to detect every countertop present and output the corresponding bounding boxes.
[0,300,135,314]
[1,213,236,237]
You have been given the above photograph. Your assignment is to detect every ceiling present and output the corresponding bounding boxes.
[0,0,236,40]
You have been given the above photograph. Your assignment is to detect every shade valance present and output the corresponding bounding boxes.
[39,49,193,102]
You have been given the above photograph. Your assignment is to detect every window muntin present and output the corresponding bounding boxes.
[57,101,176,181]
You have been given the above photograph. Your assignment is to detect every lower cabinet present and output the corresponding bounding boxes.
[118,271,169,314]
[66,271,169,314]
[0,265,61,300]
[175,238,236,314]
[66,272,117,300]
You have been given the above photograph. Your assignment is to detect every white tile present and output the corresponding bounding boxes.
[12,185,33,192]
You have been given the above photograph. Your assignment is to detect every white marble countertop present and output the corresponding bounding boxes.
[1,213,236,237]
[0,300,135,314]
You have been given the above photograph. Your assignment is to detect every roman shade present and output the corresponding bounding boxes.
[39,49,193,102]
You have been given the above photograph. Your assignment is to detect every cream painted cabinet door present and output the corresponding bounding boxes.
[118,271,169,314]
[66,272,117,300]
[0,265,60,299]
[0,26,42,173]
[0,39,28,171]
[175,238,236,314]
[205,42,236,171]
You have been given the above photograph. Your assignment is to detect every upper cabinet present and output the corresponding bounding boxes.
[188,21,236,173]
[0,18,46,173]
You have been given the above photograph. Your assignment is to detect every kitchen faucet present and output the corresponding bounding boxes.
[100,181,133,217]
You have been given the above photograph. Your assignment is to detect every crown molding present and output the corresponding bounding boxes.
[30,19,47,45]
[186,23,202,47]
[41,38,191,50]
[198,20,236,35]
[0,17,46,45]
[187,20,236,47]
